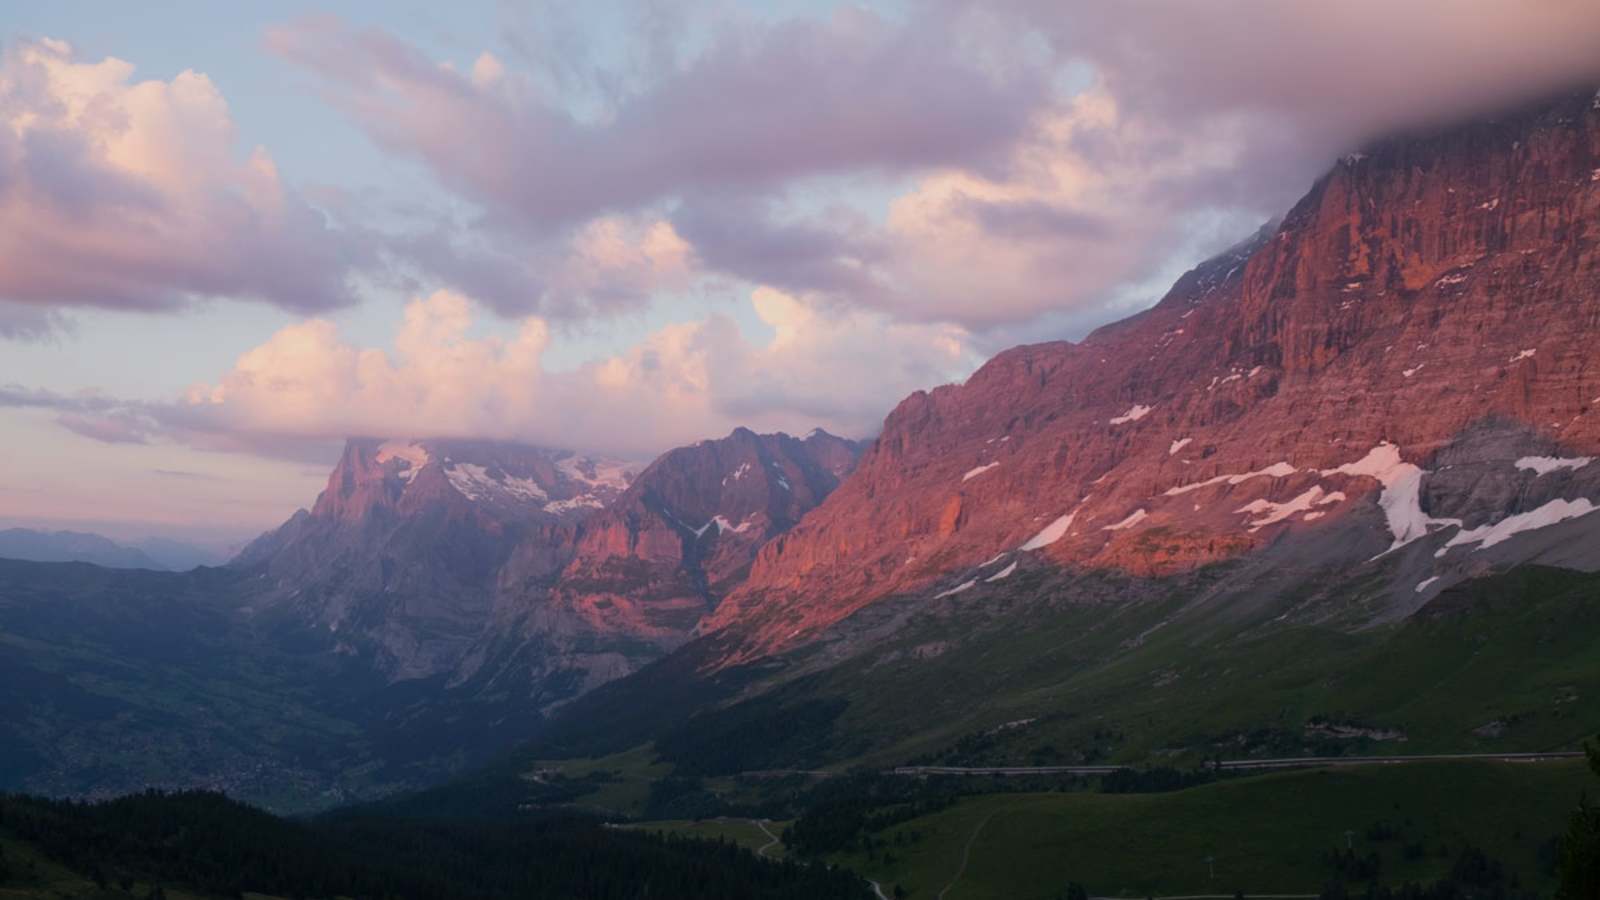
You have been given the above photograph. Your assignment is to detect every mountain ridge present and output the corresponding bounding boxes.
[0,528,169,571]
[692,85,1600,668]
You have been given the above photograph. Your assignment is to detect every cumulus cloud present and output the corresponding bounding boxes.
[386,212,697,319]
[873,88,1270,326]
[266,9,1044,233]
[9,290,973,459]
[0,37,366,317]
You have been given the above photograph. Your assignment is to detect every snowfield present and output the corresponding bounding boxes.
[1020,511,1077,550]
[1110,404,1153,425]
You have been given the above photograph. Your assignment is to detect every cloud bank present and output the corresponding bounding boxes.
[258,1,1600,333]
[7,290,975,460]
[0,38,366,319]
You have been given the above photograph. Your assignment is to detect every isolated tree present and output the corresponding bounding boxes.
[1557,739,1600,899]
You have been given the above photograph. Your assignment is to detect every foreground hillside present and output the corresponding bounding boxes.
[831,760,1587,898]
[566,565,1599,779]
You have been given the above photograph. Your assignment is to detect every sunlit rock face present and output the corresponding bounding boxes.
[702,89,1600,665]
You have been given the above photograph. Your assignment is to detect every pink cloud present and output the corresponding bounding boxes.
[2,290,976,460]
[266,10,1047,232]
[0,38,367,316]
[263,3,1600,334]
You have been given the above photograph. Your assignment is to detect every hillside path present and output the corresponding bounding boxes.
[754,818,781,858]
[937,810,997,900]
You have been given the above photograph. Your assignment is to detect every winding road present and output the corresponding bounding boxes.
[891,750,1584,778]
[753,818,781,858]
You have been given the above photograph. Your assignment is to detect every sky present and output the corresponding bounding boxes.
[3,0,1599,551]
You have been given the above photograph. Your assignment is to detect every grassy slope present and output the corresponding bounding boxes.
[720,565,1600,772]
[533,744,672,817]
[837,760,1588,899]
[500,565,1600,841]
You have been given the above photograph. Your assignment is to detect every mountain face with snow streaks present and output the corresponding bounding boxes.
[697,89,1600,665]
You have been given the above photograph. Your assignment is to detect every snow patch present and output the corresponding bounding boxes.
[446,463,548,502]
[693,514,754,538]
[1416,576,1441,593]
[722,462,753,485]
[977,552,1009,569]
[543,496,605,514]
[1104,509,1149,531]
[1110,404,1153,425]
[1020,511,1076,551]
[1509,348,1537,363]
[1165,462,1298,496]
[1516,455,1593,476]
[376,440,430,483]
[962,462,1001,482]
[501,475,549,501]
[1436,498,1598,556]
[1169,438,1192,456]
[558,455,636,491]
[933,579,977,599]
[1322,443,1460,554]
[1402,364,1424,378]
[985,562,1018,582]
[1235,487,1330,531]
[376,440,429,466]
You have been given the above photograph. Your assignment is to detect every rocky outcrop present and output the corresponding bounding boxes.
[233,438,636,680]
[235,429,861,705]
[468,428,863,706]
[702,88,1600,664]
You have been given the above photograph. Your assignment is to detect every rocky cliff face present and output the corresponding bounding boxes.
[462,428,862,706]
[234,438,637,680]
[236,429,861,703]
[702,88,1600,665]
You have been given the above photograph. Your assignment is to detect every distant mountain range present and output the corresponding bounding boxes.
[0,528,223,571]
[4,87,1600,812]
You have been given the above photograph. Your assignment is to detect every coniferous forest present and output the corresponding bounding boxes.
[0,790,871,899]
